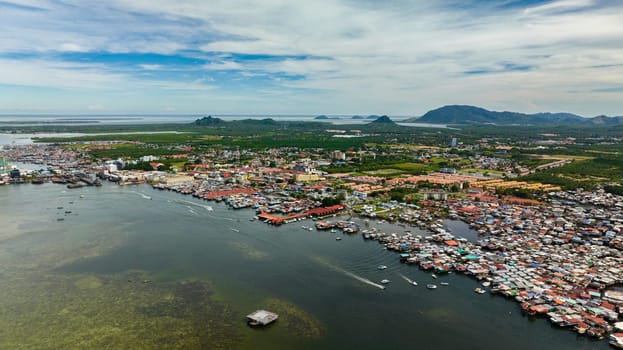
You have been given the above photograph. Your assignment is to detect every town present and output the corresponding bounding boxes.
[2,122,623,348]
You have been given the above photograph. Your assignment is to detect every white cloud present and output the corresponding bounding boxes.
[0,0,622,115]
[60,42,89,52]
[138,64,163,70]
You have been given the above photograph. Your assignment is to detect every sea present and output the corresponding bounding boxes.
[0,181,610,349]
[0,114,448,128]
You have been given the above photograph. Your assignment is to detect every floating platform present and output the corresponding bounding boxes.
[246,309,279,327]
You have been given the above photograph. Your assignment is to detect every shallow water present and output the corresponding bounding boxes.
[0,183,610,349]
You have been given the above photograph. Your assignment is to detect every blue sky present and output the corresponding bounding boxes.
[0,0,622,116]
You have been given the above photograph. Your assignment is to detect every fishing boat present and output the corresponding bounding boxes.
[377,264,387,270]
[474,288,486,294]
[427,284,437,289]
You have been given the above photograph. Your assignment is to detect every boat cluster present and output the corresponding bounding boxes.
[361,193,623,342]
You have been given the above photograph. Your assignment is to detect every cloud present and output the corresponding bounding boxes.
[138,64,163,70]
[0,0,622,115]
[60,43,89,52]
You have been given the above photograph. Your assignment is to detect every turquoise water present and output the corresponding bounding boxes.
[0,183,609,349]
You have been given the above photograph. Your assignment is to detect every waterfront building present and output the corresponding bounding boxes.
[9,168,20,179]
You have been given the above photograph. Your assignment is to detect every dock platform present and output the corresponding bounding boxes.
[246,309,279,326]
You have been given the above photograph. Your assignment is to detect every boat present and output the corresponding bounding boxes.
[440,282,449,286]
[377,264,387,270]
[230,228,240,233]
[31,178,45,184]
[431,274,438,279]
[335,237,342,241]
[474,288,486,294]
[411,281,418,286]
[380,279,390,284]
[482,281,491,287]
[609,333,623,349]
[427,284,437,289]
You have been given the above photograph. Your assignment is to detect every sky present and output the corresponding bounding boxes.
[0,0,622,116]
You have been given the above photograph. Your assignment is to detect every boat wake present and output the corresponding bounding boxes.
[130,191,152,200]
[173,198,212,211]
[398,273,416,285]
[186,206,199,216]
[313,257,385,290]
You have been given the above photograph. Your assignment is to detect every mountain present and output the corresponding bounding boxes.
[369,115,394,124]
[408,105,623,126]
[234,118,278,126]
[193,116,224,126]
[361,115,401,132]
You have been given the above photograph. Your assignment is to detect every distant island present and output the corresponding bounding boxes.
[193,116,278,126]
[351,115,386,120]
[404,105,623,126]
[314,115,339,120]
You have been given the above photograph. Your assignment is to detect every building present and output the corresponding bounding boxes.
[331,150,346,161]
[449,137,458,147]
[423,190,448,201]
[9,168,20,179]
[439,167,457,174]
[295,173,320,182]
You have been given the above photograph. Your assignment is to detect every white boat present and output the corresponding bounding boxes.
[411,281,418,286]
[330,229,337,233]
[482,281,491,287]
[474,287,486,294]
[440,282,449,286]
[377,264,387,270]
[431,274,437,279]
[335,237,342,241]
[381,279,390,284]
[427,284,437,289]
